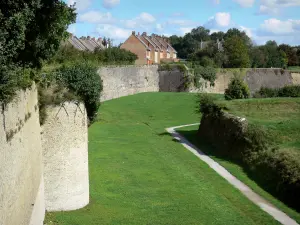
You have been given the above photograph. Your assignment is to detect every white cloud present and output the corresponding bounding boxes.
[102,0,120,9]
[239,26,253,37]
[68,0,91,11]
[122,12,156,29]
[96,24,131,40]
[253,18,300,45]
[215,13,231,27]
[205,12,231,28]
[179,27,193,35]
[258,0,300,15]
[67,24,76,34]
[156,23,164,32]
[259,18,300,35]
[79,11,115,24]
[139,12,156,23]
[233,0,255,7]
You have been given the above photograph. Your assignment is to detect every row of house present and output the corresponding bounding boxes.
[64,34,108,51]
[120,31,178,65]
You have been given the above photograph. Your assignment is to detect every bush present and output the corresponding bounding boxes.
[225,77,250,100]
[254,85,300,98]
[194,66,217,87]
[198,94,226,116]
[55,62,102,123]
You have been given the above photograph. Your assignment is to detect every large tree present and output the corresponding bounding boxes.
[210,31,225,41]
[223,36,250,68]
[190,26,211,42]
[224,28,252,46]
[0,0,76,68]
[278,44,299,66]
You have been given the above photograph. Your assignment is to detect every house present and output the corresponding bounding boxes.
[120,31,178,65]
[64,34,106,51]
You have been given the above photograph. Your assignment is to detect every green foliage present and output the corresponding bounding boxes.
[0,0,76,103]
[223,36,250,68]
[225,76,250,100]
[193,66,217,87]
[198,94,226,115]
[254,85,300,98]
[55,62,103,123]
[50,45,137,65]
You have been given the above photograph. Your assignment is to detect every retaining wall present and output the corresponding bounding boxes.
[41,102,89,211]
[0,84,45,225]
[99,65,159,101]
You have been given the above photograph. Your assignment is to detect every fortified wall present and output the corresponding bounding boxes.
[99,66,300,100]
[99,65,159,101]
[0,85,89,225]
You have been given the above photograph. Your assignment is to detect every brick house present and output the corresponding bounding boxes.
[120,31,178,65]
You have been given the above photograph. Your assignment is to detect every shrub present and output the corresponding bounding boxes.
[55,62,102,123]
[278,85,300,97]
[198,94,226,116]
[225,77,250,100]
[254,85,300,98]
[194,66,217,87]
[254,87,279,98]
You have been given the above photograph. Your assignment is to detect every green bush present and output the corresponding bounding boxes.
[198,110,300,210]
[193,66,217,87]
[278,85,300,97]
[55,62,102,123]
[198,94,225,115]
[50,45,138,65]
[225,77,250,100]
[254,85,300,98]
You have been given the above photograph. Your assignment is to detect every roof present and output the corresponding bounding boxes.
[149,36,163,52]
[139,35,158,51]
[66,35,105,51]
[135,35,151,50]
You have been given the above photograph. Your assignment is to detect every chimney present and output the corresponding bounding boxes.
[132,31,136,35]
[142,32,147,36]
[92,37,96,41]
[138,32,140,36]
[87,36,91,40]
[98,37,102,42]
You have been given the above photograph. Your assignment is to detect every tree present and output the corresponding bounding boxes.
[0,0,76,68]
[224,28,252,46]
[210,31,225,41]
[223,36,250,68]
[263,41,288,68]
[278,44,299,66]
[249,46,266,68]
[190,26,211,42]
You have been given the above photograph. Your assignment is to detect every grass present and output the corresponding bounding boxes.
[288,66,300,73]
[177,97,300,223]
[46,92,279,225]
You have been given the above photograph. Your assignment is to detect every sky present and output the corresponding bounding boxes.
[66,0,300,46]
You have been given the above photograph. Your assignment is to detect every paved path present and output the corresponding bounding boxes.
[166,123,298,225]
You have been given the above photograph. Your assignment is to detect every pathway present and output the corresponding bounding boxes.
[166,123,298,225]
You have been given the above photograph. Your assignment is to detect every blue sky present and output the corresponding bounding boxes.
[67,0,300,45]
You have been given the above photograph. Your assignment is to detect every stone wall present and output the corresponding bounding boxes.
[99,65,159,101]
[291,72,300,85]
[41,102,89,211]
[157,68,297,94]
[0,84,45,225]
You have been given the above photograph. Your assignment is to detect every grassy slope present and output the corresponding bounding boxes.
[178,97,300,223]
[46,92,278,225]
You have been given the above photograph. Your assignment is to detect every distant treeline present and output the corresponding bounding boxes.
[169,27,300,69]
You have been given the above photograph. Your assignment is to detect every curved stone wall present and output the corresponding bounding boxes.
[0,83,45,225]
[41,102,89,211]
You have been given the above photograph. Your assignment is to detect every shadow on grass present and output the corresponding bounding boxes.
[160,128,300,214]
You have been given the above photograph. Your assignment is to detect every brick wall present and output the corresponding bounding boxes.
[120,34,147,65]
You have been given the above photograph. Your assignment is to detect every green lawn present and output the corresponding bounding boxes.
[288,66,300,72]
[178,97,300,223]
[46,93,280,225]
